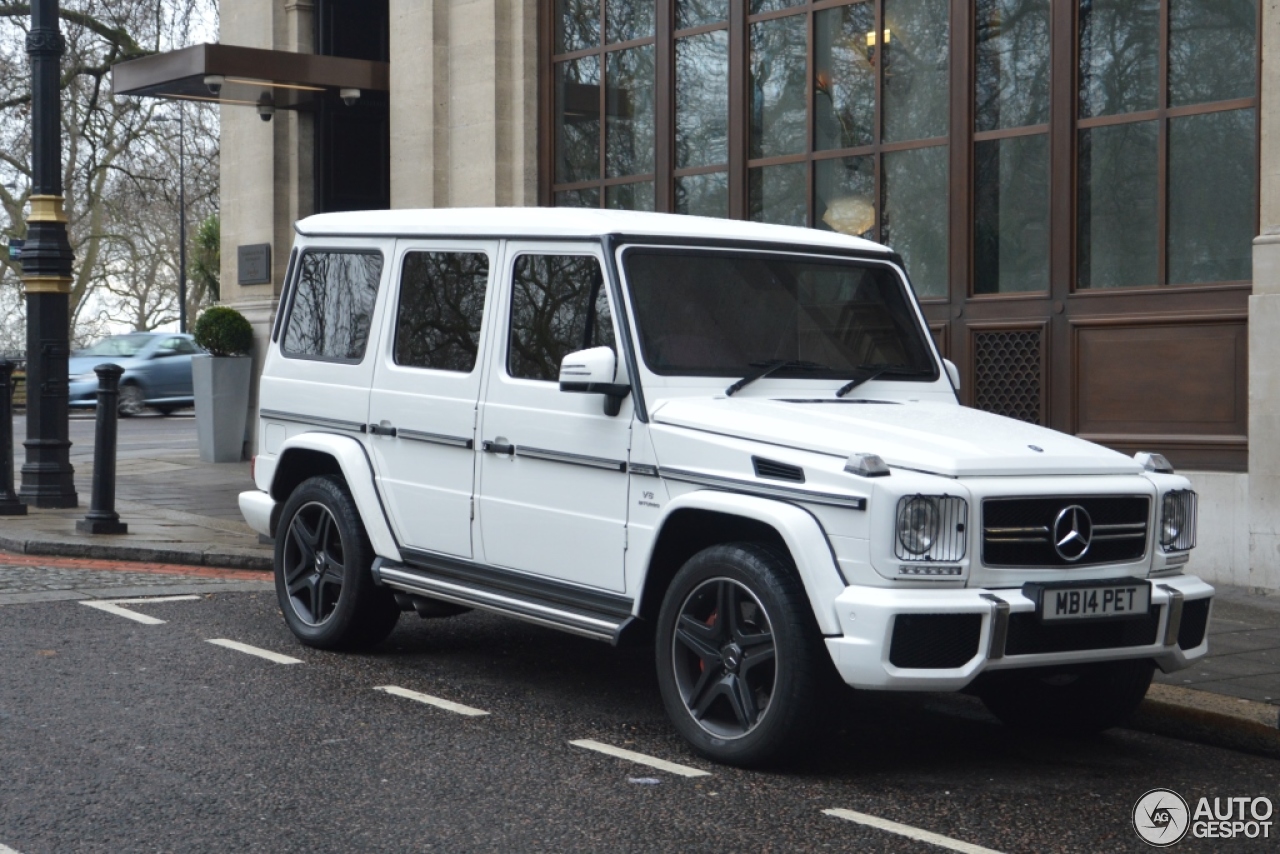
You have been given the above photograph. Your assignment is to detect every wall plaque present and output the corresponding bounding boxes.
[237,243,272,285]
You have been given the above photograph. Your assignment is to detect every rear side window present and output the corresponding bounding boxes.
[507,254,615,382]
[162,337,199,355]
[394,251,490,373]
[283,250,384,362]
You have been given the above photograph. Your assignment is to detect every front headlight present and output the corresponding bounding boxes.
[1160,489,1197,551]
[895,495,967,561]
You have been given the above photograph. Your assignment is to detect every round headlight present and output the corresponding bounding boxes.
[1161,493,1185,547]
[897,496,940,555]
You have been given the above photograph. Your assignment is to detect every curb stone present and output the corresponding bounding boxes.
[1131,684,1280,758]
[0,532,272,572]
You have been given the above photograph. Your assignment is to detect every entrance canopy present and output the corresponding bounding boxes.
[112,43,388,110]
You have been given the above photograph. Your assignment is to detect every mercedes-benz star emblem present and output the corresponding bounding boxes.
[1053,504,1093,561]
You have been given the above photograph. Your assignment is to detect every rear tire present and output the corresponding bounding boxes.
[977,658,1155,736]
[274,475,399,650]
[655,542,827,767]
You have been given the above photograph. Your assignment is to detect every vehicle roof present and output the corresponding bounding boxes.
[295,207,891,255]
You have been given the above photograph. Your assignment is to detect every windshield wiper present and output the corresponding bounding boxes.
[725,360,829,397]
[835,364,931,398]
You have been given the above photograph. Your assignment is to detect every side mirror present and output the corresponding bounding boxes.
[559,346,631,416]
[943,358,960,392]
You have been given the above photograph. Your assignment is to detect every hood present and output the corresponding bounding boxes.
[650,398,1143,478]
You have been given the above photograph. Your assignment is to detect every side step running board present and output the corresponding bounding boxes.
[372,559,633,645]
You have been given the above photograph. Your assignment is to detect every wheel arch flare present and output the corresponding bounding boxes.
[638,490,847,636]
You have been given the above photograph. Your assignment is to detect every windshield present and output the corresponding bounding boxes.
[77,334,154,358]
[621,248,937,382]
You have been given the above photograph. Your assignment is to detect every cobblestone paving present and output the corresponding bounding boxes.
[0,563,256,594]
[0,554,273,604]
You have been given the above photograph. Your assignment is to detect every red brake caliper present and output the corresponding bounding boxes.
[698,610,718,673]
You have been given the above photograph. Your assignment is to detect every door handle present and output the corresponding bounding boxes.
[368,423,398,437]
[482,439,515,456]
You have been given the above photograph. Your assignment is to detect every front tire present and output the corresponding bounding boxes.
[977,658,1155,736]
[274,475,399,649]
[655,542,827,767]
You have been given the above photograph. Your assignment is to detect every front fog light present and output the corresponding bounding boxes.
[1161,489,1197,551]
[897,496,939,555]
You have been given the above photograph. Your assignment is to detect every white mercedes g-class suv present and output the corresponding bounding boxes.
[240,208,1211,767]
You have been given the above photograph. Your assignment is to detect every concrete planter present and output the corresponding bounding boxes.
[193,355,252,463]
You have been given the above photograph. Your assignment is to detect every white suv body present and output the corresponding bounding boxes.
[241,208,1211,766]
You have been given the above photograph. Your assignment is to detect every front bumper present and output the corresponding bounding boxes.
[824,575,1213,691]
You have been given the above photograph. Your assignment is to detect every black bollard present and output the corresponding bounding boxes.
[76,363,128,534]
[0,360,28,515]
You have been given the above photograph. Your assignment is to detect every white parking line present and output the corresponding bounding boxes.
[569,739,711,778]
[79,595,202,625]
[1,843,23,854]
[206,639,303,665]
[373,685,490,717]
[823,808,1005,854]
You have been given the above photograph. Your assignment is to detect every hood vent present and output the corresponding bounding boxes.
[752,456,805,483]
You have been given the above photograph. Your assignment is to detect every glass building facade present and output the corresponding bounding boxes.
[547,0,1259,470]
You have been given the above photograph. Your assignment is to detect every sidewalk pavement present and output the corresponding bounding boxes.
[3,449,272,570]
[2,441,1278,752]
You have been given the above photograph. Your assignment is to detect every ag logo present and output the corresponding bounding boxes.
[1133,788,1190,847]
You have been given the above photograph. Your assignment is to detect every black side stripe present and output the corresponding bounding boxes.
[659,466,867,510]
[515,445,627,472]
[397,428,474,449]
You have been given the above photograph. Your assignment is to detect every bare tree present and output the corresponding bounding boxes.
[0,0,219,341]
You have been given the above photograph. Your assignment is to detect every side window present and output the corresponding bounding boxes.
[172,338,199,355]
[394,251,490,373]
[283,251,384,362]
[508,254,615,382]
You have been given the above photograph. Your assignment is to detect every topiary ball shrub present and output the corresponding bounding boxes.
[193,306,254,357]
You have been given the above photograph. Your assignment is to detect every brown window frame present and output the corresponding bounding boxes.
[540,0,1260,299]
[543,0,950,242]
[1069,0,1261,294]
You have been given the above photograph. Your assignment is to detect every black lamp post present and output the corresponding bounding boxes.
[152,108,187,333]
[19,0,77,508]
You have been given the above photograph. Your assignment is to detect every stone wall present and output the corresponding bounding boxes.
[388,0,538,209]
[1248,0,1280,589]
[1184,472,1251,588]
[218,2,316,456]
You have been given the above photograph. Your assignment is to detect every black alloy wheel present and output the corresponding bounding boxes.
[655,542,828,767]
[281,498,347,627]
[670,577,778,739]
[274,475,399,649]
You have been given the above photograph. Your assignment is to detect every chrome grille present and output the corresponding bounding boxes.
[982,496,1150,568]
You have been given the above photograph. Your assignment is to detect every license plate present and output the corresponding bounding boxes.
[1039,582,1150,621]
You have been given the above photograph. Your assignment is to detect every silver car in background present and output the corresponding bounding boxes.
[68,333,203,416]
